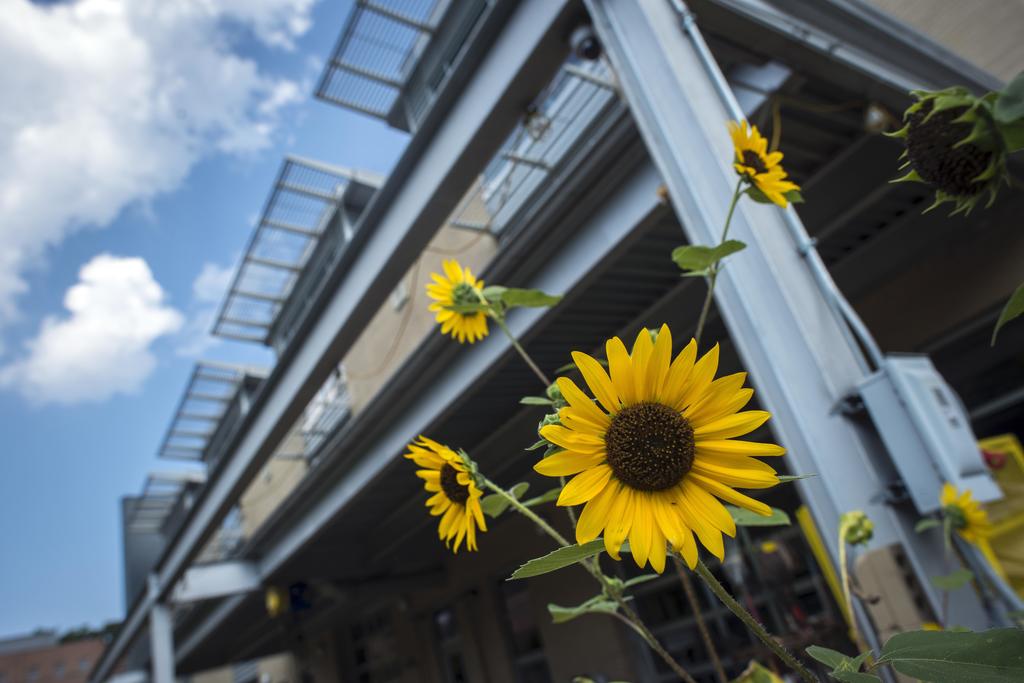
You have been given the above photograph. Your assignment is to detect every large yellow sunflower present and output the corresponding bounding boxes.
[729,120,800,208]
[426,259,489,344]
[406,436,487,553]
[940,483,991,544]
[534,325,783,573]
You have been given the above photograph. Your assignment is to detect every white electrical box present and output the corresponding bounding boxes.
[858,355,1001,513]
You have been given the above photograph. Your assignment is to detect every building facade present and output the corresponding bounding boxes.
[98,1,1024,682]
[0,632,106,683]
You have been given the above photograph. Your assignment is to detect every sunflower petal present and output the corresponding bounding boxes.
[696,440,785,458]
[606,337,636,405]
[539,425,605,453]
[661,339,697,408]
[629,500,654,569]
[572,351,621,414]
[631,328,654,398]
[689,473,772,516]
[556,377,610,427]
[648,324,672,399]
[576,481,619,544]
[604,485,634,560]
[558,465,613,506]
[649,523,667,574]
[675,344,719,412]
[694,411,771,440]
[533,450,606,477]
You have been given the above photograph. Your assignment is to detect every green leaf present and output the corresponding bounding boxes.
[731,661,784,683]
[481,285,507,302]
[805,646,852,669]
[727,505,791,527]
[623,573,660,588]
[525,439,548,451]
[915,518,942,533]
[520,396,553,406]
[521,488,561,508]
[481,483,529,518]
[672,240,747,274]
[778,474,817,483]
[500,288,562,308]
[548,595,619,624]
[930,568,974,591]
[996,119,1024,152]
[746,186,775,204]
[994,71,1024,123]
[784,189,805,204]
[480,493,508,518]
[830,673,881,683]
[509,540,605,580]
[992,282,1024,345]
[879,628,1024,682]
[510,482,530,500]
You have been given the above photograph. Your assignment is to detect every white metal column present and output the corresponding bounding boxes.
[585,0,990,628]
[148,576,175,683]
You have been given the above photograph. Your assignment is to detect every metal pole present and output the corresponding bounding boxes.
[583,0,990,628]
[148,576,175,683]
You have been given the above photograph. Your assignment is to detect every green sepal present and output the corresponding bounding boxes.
[991,281,1024,345]
[548,595,619,624]
[727,506,791,527]
[994,70,1024,123]
[930,568,974,591]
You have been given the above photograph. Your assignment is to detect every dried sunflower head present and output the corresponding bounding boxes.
[888,86,1008,215]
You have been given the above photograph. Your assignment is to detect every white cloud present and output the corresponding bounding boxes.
[0,254,183,404]
[0,0,314,323]
[192,261,235,304]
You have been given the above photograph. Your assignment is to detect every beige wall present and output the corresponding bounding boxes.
[239,429,309,538]
[867,0,1024,82]
[343,221,497,414]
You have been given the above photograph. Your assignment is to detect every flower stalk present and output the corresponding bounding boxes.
[694,559,819,683]
[694,178,745,346]
[481,476,699,683]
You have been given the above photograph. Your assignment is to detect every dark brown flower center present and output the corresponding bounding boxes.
[604,402,695,492]
[741,149,769,175]
[906,101,993,197]
[451,282,479,307]
[440,463,470,504]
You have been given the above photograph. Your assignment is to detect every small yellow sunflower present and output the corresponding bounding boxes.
[406,436,487,553]
[534,325,783,573]
[729,120,800,208]
[426,259,489,344]
[940,483,991,544]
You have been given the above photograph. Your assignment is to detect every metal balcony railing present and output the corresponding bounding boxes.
[447,57,619,236]
[317,0,492,131]
[157,362,266,465]
[212,157,362,345]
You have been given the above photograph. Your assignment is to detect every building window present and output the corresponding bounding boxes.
[348,606,401,682]
[54,662,65,679]
[498,581,553,683]
[433,607,468,683]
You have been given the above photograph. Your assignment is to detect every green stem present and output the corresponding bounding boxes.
[490,313,582,530]
[492,313,551,387]
[673,555,728,683]
[694,178,745,345]
[481,478,698,683]
[837,530,867,653]
[695,559,819,683]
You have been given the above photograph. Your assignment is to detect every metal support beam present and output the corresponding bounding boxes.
[171,561,261,604]
[358,0,435,33]
[90,2,574,679]
[148,577,174,683]
[585,0,988,627]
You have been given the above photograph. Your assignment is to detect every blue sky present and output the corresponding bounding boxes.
[0,0,406,637]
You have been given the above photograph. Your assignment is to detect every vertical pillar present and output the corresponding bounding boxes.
[148,575,175,683]
[584,0,989,628]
